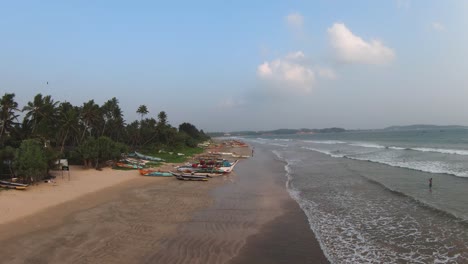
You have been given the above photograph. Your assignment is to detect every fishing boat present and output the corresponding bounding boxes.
[115,162,144,169]
[176,166,225,174]
[215,160,239,173]
[125,158,149,166]
[133,151,165,162]
[170,172,209,181]
[138,169,172,177]
[0,180,28,190]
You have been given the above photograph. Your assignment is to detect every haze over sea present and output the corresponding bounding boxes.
[241,128,468,263]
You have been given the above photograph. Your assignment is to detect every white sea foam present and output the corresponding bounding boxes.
[269,142,288,147]
[411,147,468,156]
[347,156,468,178]
[304,140,347,145]
[301,146,468,178]
[272,147,468,263]
[301,147,345,158]
[273,138,292,142]
[349,142,386,149]
[271,150,335,263]
[388,146,406,150]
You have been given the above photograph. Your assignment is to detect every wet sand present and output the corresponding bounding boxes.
[0,144,328,263]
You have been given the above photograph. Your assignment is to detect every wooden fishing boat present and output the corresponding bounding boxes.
[115,162,144,169]
[125,158,149,166]
[214,160,239,173]
[134,151,165,162]
[170,172,209,181]
[0,180,28,190]
[138,169,172,177]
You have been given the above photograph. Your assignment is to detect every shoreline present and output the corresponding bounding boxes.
[0,142,330,263]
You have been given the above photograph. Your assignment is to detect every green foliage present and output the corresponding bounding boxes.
[77,136,128,168]
[0,146,16,176]
[14,139,48,183]
[2,93,210,170]
[179,122,210,142]
[146,147,204,163]
[0,93,20,145]
[137,105,149,120]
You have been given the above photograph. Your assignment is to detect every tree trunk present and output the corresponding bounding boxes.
[60,129,69,154]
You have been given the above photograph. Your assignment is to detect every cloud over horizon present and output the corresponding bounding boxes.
[256,51,338,96]
[328,23,395,65]
[257,51,316,95]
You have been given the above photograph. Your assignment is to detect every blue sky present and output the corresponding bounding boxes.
[1,0,467,131]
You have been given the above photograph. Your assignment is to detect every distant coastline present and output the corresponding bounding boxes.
[208,127,346,137]
[208,124,468,137]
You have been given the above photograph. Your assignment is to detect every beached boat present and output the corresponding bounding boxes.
[177,159,239,174]
[134,151,165,162]
[115,162,144,169]
[176,166,225,174]
[125,158,149,166]
[138,169,172,177]
[0,180,28,190]
[171,172,209,181]
[216,160,239,173]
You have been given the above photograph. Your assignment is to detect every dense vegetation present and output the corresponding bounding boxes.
[0,93,209,183]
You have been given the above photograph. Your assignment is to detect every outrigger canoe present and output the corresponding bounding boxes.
[138,169,172,177]
[176,160,239,174]
[170,172,209,181]
[176,166,225,174]
[0,180,28,190]
[115,162,144,169]
[134,151,165,162]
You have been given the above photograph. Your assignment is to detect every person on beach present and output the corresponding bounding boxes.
[251,147,254,157]
[429,178,432,189]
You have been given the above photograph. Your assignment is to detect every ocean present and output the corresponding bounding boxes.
[242,129,468,263]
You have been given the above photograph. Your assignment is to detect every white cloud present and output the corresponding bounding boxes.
[328,23,395,65]
[285,12,304,29]
[432,22,445,32]
[285,51,305,60]
[257,52,315,95]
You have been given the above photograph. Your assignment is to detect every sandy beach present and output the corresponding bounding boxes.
[0,143,328,263]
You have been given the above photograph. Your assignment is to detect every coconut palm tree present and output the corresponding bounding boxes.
[0,93,20,144]
[137,105,149,122]
[22,94,59,140]
[56,102,80,154]
[79,100,101,142]
[100,97,125,141]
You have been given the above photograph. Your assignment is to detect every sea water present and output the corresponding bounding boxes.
[241,129,468,263]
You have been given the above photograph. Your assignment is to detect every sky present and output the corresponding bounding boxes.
[1,0,468,132]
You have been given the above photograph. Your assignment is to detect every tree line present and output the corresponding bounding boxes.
[0,93,209,183]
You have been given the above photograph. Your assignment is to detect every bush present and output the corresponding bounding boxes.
[14,139,48,184]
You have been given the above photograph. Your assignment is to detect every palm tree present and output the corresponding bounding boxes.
[22,94,59,140]
[0,93,20,144]
[57,102,80,154]
[156,111,169,145]
[100,97,125,141]
[79,100,101,142]
[137,105,149,122]
[157,111,168,126]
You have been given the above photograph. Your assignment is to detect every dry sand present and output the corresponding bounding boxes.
[0,142,328,263]
[0,166,141,226]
